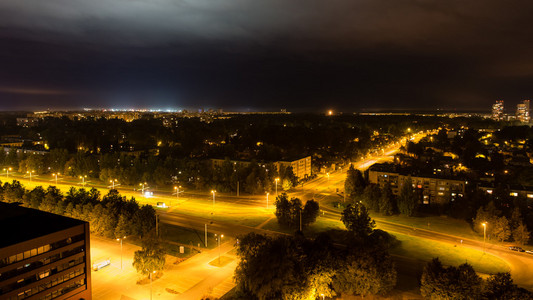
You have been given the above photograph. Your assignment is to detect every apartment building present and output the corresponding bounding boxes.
[0,203,91,300]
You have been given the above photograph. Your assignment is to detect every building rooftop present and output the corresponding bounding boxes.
[0,202,85,248]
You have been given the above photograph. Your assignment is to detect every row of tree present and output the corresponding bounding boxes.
[421,258,532,299]
[0,180,156,239]
[274,193,319,229]
[473,202,530,245]
[8,150,298,195]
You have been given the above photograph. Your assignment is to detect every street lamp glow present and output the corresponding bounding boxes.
[482,222,487,252]
[3,167,12,179]
[79,175,87,185]
[52,172,60,185]
[27,170,35,182]
[211,190,216,210]
[266,192,269,209]
[116,236,126,270]
[275,177,280,196]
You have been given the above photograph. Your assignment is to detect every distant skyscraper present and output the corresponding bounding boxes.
[492,100,504,120]
[516,100,530,122]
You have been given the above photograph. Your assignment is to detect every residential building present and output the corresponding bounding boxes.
[492,100,504,120]
[275,156,312,180]
[211,156,312,180]
[516,100,530,123]
[0,203,91,300]
[368,163,466,205]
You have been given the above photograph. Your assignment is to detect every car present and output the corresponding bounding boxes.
[525,250,533,255]
[509,246,525,252]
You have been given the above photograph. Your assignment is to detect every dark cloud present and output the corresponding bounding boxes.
[0,0,532,111]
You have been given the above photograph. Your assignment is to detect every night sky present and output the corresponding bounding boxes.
[1,1,532,111]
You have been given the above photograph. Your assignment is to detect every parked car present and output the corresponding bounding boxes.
[525,250,533,255]
[509,246,525,252]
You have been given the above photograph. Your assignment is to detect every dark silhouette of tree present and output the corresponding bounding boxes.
[398,176,418,216]
[379,182,395,216]
[341,203,375,239]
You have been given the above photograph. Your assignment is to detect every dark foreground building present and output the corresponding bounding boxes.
[0,202,91,299]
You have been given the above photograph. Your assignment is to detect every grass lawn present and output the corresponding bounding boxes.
[208,256,234,267]
[370,212,484,242]
[391,232,509,275]
[159,223,221,249]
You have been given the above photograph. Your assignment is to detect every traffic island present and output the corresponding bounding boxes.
[208,256,234,267]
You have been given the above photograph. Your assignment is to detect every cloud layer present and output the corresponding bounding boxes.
[0,0,532,110]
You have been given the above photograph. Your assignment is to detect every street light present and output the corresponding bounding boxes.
[79,175,87,186]
[150,270,156,300]
[215,233,224,264]
[275,178,280,196]
[140,182,147,194]
[211,190,216,210]
[52,172,60,185]
[266,192,269,209]
[116,236,126,270]
[482,222,487,252]
[27,170,35,182]
[3,167,12,179]
[326,172,330,181]
[110,178,118,189]
[173,185,182,206]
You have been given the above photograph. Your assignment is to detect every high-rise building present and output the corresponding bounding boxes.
[492,100,504,120]
[517,100,530,123]
[0,202,91,300]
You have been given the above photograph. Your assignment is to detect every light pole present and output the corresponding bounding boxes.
[79,175,87,186]
[266,192,269,209]
[173,185,182,206]
[327,172,330,181]
[3,167,11,179]
[140,182,147,194]
[211,190,216,210]
[482,222,487,252]
[116,236,126,270]
[150,270,156,300]
[215,233,224,264]
[110,179,118,189]
[275,178,280,196]
[27,170,35,182]
[52,172,60,185]
[321,294,325,300]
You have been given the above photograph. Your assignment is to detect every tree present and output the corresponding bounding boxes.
[492,216,511,242]
[341,203,375,239]
[379,182,395,216]
[344,165,366,201]
[275,193,291,227]
[333,253,396,297]
[302,199,319,227]
[362,184,381,212]
[115,213,129,239]
[512,222,530,246]
[398,176,418,216]
[132,205,156,237]
[484,272,533,299]
[421,258,483,299]
[132,234,166,277]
